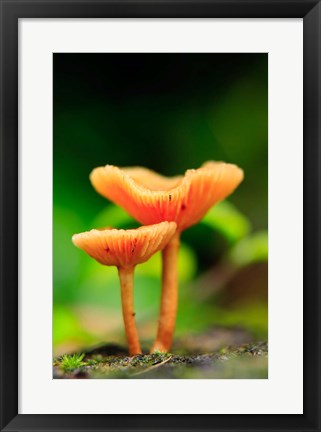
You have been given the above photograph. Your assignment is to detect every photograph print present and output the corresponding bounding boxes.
[53,53,268,379]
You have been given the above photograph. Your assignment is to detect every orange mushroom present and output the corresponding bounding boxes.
[90,161,244,352]
[72,221,177,355]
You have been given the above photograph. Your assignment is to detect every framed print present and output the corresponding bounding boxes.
[0,1,320,431]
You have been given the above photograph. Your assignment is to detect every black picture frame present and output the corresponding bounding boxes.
[1,1,320,431]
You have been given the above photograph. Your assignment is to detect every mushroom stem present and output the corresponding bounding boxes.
[118,266,142,356]
[151,231,180,353]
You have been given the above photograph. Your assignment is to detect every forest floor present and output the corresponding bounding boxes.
[53,327,268,379]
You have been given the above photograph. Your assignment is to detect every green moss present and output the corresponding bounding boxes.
[59,353,86,372]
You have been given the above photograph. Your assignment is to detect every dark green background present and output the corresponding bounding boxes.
[53,54,268,355]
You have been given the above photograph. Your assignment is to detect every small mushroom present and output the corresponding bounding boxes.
[72,221,177,355]
[90,161,243,352]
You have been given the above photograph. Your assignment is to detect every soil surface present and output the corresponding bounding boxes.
[53,327,268,379]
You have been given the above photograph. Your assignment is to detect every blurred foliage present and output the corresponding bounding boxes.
[229,231,268,266]
[202,201,251,244]
[53,54,268,355]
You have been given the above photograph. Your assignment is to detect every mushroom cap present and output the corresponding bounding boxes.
[120,166,182,191]
[90,161,244,231]
[72,221,177,269]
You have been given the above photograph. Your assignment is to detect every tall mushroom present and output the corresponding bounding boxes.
[72,221,177,355]
[90,161,244,352]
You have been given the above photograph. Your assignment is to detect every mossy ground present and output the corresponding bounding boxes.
[53,328,268,379]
